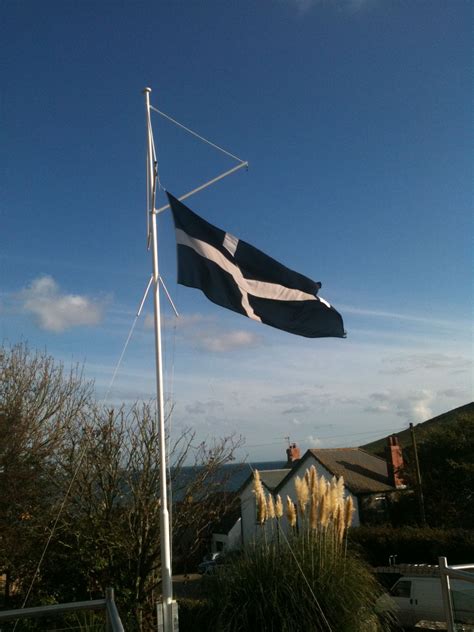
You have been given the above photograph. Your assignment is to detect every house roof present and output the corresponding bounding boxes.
[239,468,290,495]
[275,448,394,495]
[213,507,242,535]
[310,448,394,494]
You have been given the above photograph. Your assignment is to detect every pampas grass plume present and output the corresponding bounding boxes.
[257,490,267,524]
[275,494,283,519]
[319,492,330,528]
[336,504,345,543]
[295,476,309,516]
[309,465,317,495]
[310,490,318,530]
[286,496,297,528]
[267,494,276,519]
[344,495,354,530]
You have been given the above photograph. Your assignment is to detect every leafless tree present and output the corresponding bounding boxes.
[0,342,93,604]
[0,344,242,630]
[54,404,242,629]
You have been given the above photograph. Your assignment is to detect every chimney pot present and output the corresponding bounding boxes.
[286,443,300,467]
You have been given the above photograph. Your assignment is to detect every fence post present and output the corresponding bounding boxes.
[105,587,114,632]
[439,557,456,632]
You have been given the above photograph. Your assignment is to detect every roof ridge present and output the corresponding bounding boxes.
[310,447,360,452]
[259,468,291,472]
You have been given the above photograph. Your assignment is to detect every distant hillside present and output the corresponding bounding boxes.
[361,402,474,457]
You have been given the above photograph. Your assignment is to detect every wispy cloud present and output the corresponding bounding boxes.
[185,399,224,415]
[197,330,261,353]
[148,311,263,353]
[266,390,313,404]
[306,434,322,447]
[283,403,311,415]
[280,0,375,15]
[144,312,213,330]
[439,388,469,399]
[19,276,106,333]
[341,305,467,329]
[380,353,471,375]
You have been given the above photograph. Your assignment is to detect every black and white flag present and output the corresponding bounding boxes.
[167,193,345,339]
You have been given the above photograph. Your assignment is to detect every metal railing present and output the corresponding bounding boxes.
[439,556,474,632]
[0,587,124,631]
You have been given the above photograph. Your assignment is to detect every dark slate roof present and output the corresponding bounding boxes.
[308,448,393,494]
[239,469,290,495]
[213,507,242,535]
[274,449,394,495]
[260,469,291,491]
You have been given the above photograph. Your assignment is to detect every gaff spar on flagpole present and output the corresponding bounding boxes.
[142,86,345,632]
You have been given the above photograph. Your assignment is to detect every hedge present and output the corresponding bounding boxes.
[349,526,474,566]
[177,598,212,632]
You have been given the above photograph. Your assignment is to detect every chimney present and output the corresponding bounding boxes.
[386,435,405,488]
[285,442,300,467]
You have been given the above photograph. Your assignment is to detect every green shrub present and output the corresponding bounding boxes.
[178,598,212,632]
[203,468,397,632]
[204,537,396,632]
[349,526,474,566]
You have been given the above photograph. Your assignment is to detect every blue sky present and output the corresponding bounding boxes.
[1,0,472,461]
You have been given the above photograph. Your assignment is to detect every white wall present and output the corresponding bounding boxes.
[240,482,257,547]
[211,517,242,553]
[277,454,360,527]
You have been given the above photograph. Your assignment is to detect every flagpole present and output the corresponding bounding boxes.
[143,87,174,632]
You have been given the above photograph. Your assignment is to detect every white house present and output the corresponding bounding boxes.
[239,439,405,547]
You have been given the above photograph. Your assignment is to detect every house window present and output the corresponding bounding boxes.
[360,494,389,525]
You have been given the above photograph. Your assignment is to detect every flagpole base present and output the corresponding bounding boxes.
[157,600,179,632]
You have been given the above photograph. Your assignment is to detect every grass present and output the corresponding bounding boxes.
[200,467,397,632]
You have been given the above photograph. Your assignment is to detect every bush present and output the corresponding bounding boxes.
[204,537,396,632]
[178,598,212,632]
[202,468,397,632]
[349,526,474,566]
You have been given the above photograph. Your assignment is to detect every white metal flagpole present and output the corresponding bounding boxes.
[142,87,175,632]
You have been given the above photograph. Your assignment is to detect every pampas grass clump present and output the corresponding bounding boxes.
[204,467,395,632]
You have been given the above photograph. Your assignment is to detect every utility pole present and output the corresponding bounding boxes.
[410,422,427,526]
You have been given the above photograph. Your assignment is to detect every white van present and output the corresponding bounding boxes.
[382,575,474,627]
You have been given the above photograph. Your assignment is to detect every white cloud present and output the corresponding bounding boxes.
[197,330,260,353]
[151,311,263,353]
[306,434,322,447]
[20,275,105,332]
[365,389,434,422]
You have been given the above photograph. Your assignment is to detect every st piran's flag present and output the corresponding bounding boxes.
[167,193,345,339]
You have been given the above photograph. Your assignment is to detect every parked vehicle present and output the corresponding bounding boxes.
[198,552,221,574]
[377,575,474,628]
